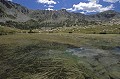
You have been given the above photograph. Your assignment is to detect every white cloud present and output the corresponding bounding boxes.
[88,0,99,3]
[48,5,54,8]
[103,0,120,3]
[44,5,54,8]
[7,0,12,1]
[66,8,76,12]
[67,1,114,13]
[45,8,54,10]
[80,11,86,14]
[37,0,56,4]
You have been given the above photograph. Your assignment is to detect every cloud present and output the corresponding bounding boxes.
[7,0,12,1]
[48,5,54,8]
[88,0,99,3]
[44,5,54,8]
[103,0,120,3]
[66,8,76,12]
[67,1,114,13]
[37,0,56,4]
[80,11,86,14]
[45,8,54,10]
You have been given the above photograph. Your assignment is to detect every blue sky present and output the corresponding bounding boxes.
[9,0,120,14]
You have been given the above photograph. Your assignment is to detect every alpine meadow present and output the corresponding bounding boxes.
[0,0,120,79]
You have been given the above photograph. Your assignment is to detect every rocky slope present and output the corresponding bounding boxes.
[0,0,120,29]
[0,0,30,22]
[89,10,120,24]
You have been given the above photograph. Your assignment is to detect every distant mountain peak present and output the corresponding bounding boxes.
[0,0,120,28]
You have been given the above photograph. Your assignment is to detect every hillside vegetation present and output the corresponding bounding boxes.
[0,1,120,79]
[41,24,120,34]
[0,34,120,79]
[0,25,21,35]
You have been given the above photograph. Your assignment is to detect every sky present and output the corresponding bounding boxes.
[8,0,120,14]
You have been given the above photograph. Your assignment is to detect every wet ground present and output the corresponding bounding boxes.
[0,34,120,79]
[66,46,120,79]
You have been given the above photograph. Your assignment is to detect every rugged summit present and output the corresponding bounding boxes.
[89,10,120,24]
[0,0,30,22]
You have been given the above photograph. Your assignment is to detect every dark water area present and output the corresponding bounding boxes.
[114,46,120,51]
[66,47,107,57]
[112,46,120,54]
[66,47,84,52]
[66,46,120,58]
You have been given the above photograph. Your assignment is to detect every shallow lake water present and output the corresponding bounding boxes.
[66,47,109,57]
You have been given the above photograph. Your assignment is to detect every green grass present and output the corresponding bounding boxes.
[0,25,21,35]
[42,24,120,34]
[0,33,120,79]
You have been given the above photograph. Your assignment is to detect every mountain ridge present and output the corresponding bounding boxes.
[0,0,120,29]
